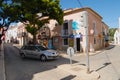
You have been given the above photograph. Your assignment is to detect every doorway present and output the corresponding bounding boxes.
[76,38,80,51]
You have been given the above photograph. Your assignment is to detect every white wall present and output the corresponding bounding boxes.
[5,26,18,43]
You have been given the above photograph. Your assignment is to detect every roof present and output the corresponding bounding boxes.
[63,7,102,19]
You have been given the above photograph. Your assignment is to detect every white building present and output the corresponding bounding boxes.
[114,17,120,45]
[114,29,120,45]
[5,25,18,43]
[5,22,33,46]
[17,22,33,46]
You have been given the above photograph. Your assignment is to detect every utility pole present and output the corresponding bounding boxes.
[84,11,89,73]
[81,11,90,73]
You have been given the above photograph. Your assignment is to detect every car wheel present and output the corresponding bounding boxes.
[20,53,25,58]
[40,55,47,61]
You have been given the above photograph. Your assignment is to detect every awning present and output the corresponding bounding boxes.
[69,33,82,38]
[62,36,69,38]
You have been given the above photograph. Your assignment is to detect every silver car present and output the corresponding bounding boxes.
[19,45,59,61]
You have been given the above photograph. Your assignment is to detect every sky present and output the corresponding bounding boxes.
[60,0,120,28]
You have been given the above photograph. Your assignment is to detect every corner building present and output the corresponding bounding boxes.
[41,7,109,53]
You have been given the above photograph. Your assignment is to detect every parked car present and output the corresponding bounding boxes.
[19,45,59,61]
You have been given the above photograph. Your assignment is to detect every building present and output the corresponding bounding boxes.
[17,22,33,46]
[6,7,109,52]
[45,7,109,53]
[5,25,18,43]
[114,17,120,45]
[6,22,34,46]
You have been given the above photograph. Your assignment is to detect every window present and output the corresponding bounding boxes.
[62,22,69,36]
[63,23,68,29]
[93,22,97,35]
[94,37,96,44]
[22,46,28,50]
[53,37,58,43]
[63,38,68,45]
[37,46,48,51]
[28,46,36,51]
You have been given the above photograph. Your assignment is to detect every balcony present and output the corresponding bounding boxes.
[62,30,69,36]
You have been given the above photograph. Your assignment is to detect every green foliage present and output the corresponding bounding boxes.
[109,28,117,41]
[0,0,22,27]
[0,0,63,27]
[0,0,63,43]
[11,0,64,24]
[109,28,117,37]
[25,24,38,36]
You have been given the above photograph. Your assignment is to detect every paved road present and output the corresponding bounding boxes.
[4,43,120,80]
[69,45,120,80]
[4,44,79,80]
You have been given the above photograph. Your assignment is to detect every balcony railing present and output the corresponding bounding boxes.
[62,30,69,36]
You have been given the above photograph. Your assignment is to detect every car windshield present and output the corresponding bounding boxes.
[37,46,48,51]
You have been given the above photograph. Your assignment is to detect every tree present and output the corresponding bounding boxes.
[109,28,117,41]
[0,0,63,43]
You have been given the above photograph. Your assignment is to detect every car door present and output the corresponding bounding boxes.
[35,46,43,59]
[24,46,34,57]
[21,46,31,57]
[28,46,39,58]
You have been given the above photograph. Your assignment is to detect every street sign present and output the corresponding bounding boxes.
[67,47,74,56]
[67,47,74,65]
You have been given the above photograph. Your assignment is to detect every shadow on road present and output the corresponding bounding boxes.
[60,75,76,80]
[96,62,111,71]
[105,45,115,50]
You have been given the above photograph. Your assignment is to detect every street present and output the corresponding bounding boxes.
[4,43,120,80]
[4,44,78,80]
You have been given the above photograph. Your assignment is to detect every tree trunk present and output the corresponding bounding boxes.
[33,34,37,44]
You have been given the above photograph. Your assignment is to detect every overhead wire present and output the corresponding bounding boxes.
[77,0,83,8]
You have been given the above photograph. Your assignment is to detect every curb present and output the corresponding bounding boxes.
[1,43,6,80]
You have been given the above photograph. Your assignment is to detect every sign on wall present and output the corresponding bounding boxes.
[72,20,80,30]
[69,38,74,47]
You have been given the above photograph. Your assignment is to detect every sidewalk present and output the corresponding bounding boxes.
[57,64,100,80]
[59,44,115,57]
[58,49,103,58]
[57,46,115,80]
[0,43,6,80]
[57,50,101,80]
